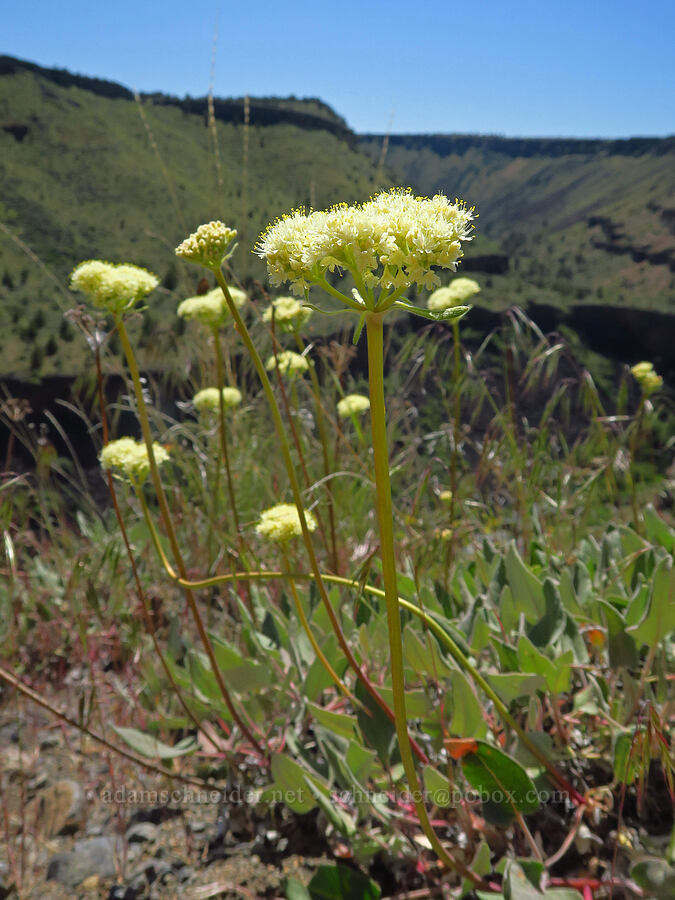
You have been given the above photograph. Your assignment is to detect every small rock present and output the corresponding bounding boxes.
[126,822,158,843]
[0,861,15,900]
[39,732,61,750]
[177,865,194,883]
[47,836,117,887]
[26,780,85,837]
[107,886,138,900]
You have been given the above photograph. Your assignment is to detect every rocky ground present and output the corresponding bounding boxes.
[0,703,330,900]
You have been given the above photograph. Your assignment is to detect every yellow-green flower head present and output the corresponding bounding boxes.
[428,277,481,311]
[70,261,159,315]
[631,361,663,395]
[177,286,246,328]
[631,361,654,380]
[439,489,453,503]
[265,350,310,377]
[99,437,169,485]
[175,221,237,270]
[262,295,312,333]
[337,394,370,418]
[255,503,317,543]
[256,188,476,297]
[193,387,242,412]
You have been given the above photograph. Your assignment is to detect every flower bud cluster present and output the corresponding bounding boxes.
[262,296,312,333]
[631,361,663,395]
[177,286,247,328]
[427,277,480,311]
[70,261,158,315]
[175,222,237,269]
[337,394,370,418]
[265,350,310,378]
[99,438,169,485]
[255,503,317,543]
[193,387,242,412]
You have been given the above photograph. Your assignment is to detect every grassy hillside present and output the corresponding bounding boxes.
[363,133,675,312]
[0,55,673,379]
[0,58,380,376]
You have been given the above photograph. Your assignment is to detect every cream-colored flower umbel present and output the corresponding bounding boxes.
[337,394,370,418]
[265,350,310,378]
[193,387,242,412]
[256,188,476,308]
[70,261,159,315]
[263,295,312,333]
[175,221,237,270]
[256,503,318,543]
[631,361,663,396]
[178,286,247,328]
[428,277,481,311]
[100,437,169,485]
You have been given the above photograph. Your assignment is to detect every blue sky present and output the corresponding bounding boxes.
[3,0,674,137]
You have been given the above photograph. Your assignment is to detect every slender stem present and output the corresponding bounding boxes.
[212,269,426,758]
[281,552,355,701]
[213,326,242,539]
[365,312,473,877]
[295,332,339,572]
[114,314,265,756]
[628,396,645,536]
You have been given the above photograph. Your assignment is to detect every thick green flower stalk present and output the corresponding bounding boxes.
[257,188,476,874]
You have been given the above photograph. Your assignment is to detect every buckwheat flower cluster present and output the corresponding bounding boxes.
[631,361,663,395]
[175,221,237,270]
[428,277,481,311]
[177,286,247,328]
[337,394,370,418]
[193,387,242,412]
[265,350,309,378]
[255,503,317,543]
[99,437,169,485]
[256,188,475,297]
[70,261,159,314]
[262,296,312,333]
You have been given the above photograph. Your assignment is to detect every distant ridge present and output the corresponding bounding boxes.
[0,54,352,140]
[359,132,675,159]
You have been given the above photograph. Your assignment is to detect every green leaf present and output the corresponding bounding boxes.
[110,726,197,760]
[487,673,546,704]
[643,504,675,552]
[449,670,488,739]
[269,754,322,814]
[461,741,540,824]
[285,877,312,900]
[303,634,349,701]
[630,857,675,899]
[423,765,453,808]
[527,579,566,646]
[307,702,358,740]
[517,637,573,694]
[627,556,675,647]
[355,679,397,767]
[597,600,639,669]
[505,543,546,622]
[393,300,471,322]
[307,865,381,900]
